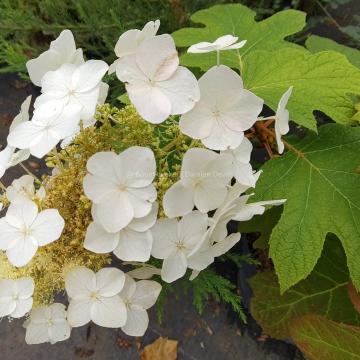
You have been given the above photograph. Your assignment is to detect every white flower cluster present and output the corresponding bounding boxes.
[0,20,293,345]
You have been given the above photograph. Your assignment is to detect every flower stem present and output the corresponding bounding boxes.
[19,162,43,185]
[216,50,220,66]
[51,148,64,169]
[0,180,6,191]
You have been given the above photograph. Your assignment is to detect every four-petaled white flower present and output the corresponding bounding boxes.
[222,137,258,187]
[34,60,109,121]
[0,96,32,178]
[119,275,161,336]
[187,35,246,53]
[65,267,127,328]
[116,34,200,124]
[24,303,71,345]
[126,263,161,280]
[180,65,263,150]
[163,148,233,218]
[109,20,160,74]
[0,199,65,267]
[151,211,208,282]
[26,29,84,87]
[0,277,34,318]
[8,102,82,158]
[274,86,293,154]
[83,147,157,233]
[6,175,46,203]
[85,202,158,262]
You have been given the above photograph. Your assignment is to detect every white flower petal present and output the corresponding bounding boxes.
[65,267,96,300]
[128,202,158,232]
[194,182,228,213]
[11,297,33,318]
[72,60,109,92]
[16,277,35,298]
[132,280,161,309]
[136,34,178,81]
[67,298,92,327]
[121,306,149,337]
[83,174,118,204]
[96,267,125,297]
[25,322,50,344]
[163,181,194,218]
[0,218,22,250]
[151,219,178,259]
[6,236,38,267]
[84,222,119,254]
[179,211,208,242]
[161,251,188,283]
[91,296,127,328]
[49,319,71,344]
[114,229,152,262]
[158,66,200,115]
[119,274,137,300]
[31,209,65,246]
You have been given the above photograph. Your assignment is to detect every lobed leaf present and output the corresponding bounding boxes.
[251,124,360,292]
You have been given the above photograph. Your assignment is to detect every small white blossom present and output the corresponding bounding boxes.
[84,202,158,262]
[0,277,34,318]
[34,60,109,121]
[6,175,45,203]
[83,147,157,233]
[151,211,208,283]
[8,102,82,158]
[275,86,293,154]
[25,303,71,345]
[187,35,246,53]
[0,199,65,267]
[163,148,233,218]
[119,275,161,336]
[180,65,263,150]
[65,267,127,328]
[116,34,200,124]
[0,96,32,177]
[222,137,258,187]
[109,20,160,74]
[26,29,84,87]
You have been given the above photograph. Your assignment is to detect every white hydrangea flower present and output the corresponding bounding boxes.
[109,20,160,74]
[25,303,71,345]
[163,148,233,218]
[6,175,45,203]
[0,277,34,318]
[34,60,109,121]
[26,29,84,86]
[222,137,258,187]
[180,65,263,150]
[151,211,208,283]
[119,275,161,336]
[115,34,200,124]
[275,86,293,154]
[0,199,65,267]
[83,147,157,233]
[84,202,158,262]
[0,96,32,178]
[65,267,127,328]
[187,35,246,53]
[8,102,82,158]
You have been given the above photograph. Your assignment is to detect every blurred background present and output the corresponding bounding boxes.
[0,0,358,359]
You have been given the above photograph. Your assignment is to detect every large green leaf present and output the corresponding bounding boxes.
[251,124,360,292]
[250,236,360,338]
[290,315,360,360]
[173,4,306,71]
[306,35,360,69]
[242,48,360,130]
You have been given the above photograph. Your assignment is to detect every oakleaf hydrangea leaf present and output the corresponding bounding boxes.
[250,236,360,338]
[306,35,360,69]
[243,49,360,131]
[251,124,360,293]
[173,4,306,71]
[290,315,360,360]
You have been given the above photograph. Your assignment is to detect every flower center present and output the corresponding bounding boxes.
[212,109,221,118]
[12,294,19,301]
[90,291,100,301]
[21,226,32,237]
[124,298,132,310]
[47,318,54,326]
[117,184,127,192]
[175,241,186,250]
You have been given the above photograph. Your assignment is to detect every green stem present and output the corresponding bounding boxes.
[19,163,42,185]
